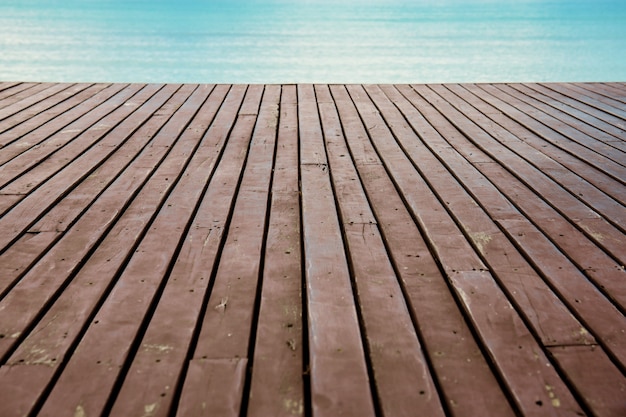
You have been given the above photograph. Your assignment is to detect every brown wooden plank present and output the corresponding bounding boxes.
[177,358,248,417]
[0,83,76,124]
[0,85,198,357]
[0,84,180,251]
[501,83,626,154]
[574,83,626,103]
[523,83,626,134]
[0,231,60,298]
[492,83,626,160]
[560,83,626,117]
[474,160,626,312]
[0,82,222,417]
[507,83,626,144]
[382,83,626,382]
[0,83,40,106]
[348,84,585,416]
[590,83,626,103]
[0,84,95,143]
[548,346,626,417]
[541,83,626,126]
[30,86,250,417]
[473,84,626,178]
[0,83,120,166]
[0,194,22,215]
[0,83,104,152]
[377,84,599,344]
[318,84,446,416]
[246,85,304,417]
[431,84,626,223]
[400,87,626,310]
[1,84,160,197]
[496,218,626,369]
[0,85,227,417]
[443,83,626,207]
[455,86,626,262]
[108,84,268,417]
[20,85,169,235]
[417,84,626,256]
[298,84,376,417]
[0,86,180,290]
[386,85,626,364]
[474,83,626,176]
[0,82,624,417]
[331,84,518,417]
[168,85,275,417]
[0,83,148,190]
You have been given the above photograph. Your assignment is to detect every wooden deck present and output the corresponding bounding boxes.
[0,82,624,417]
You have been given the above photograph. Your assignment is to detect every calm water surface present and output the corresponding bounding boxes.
[1,0,625,83]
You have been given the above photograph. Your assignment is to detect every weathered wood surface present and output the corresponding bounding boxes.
[0,82,624,417]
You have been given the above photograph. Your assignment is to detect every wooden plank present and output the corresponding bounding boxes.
[171,85,275,417]
[0,84,227,417]
[246,85,304,417]
[0,82,623,417]
[348,84,585,416]
[0,107,198,417]
[496,218,626,369]
[548,346,626,417]
[0,83,75,124]
[0,83,120,165]
[0,84,95,142]
[468,84,626,183]
[588,83,626,103]
[0,84,198,358]
[0,83,39,106]
[6,84,229,417]
[331,84,518,417]
[523,83,626,133]
[559,83,626,118]
[0,231,60,298]
[109,84,269,417]
[177,358,248,417]
[501,83,626,153]
[1,84,160,197]
[0,83,102,151]
[298,84,376,417]
[0,194,22,215]
[398,103,626,311]
[386,80,626,372]
[377,84,598,345]
[19,85,167,234]
[546,346,626,417]
[475,161,626,312]
[0,83,148,190]
[318,84,445,416]
[32,86,250,417]
[386,86,626,365]
[491,83,626,161]
[455,86,626,262]
[430,84,626,226]
[473,84,626,180]
[416,84,626,258]
[507,83,626,144]
[443,83,626,207]
[540,83,626,126]
[0,84,180,250]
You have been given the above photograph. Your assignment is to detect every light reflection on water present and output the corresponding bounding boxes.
[1,0,625,83]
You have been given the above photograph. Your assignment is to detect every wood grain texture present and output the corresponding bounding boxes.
[0,82,624,417]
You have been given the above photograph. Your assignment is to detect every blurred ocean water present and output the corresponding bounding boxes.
[1,0,625,83]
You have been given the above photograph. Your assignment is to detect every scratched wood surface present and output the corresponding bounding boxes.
[0,82,624,417]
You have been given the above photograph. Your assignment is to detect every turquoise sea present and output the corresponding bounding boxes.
[1,0,625,83]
